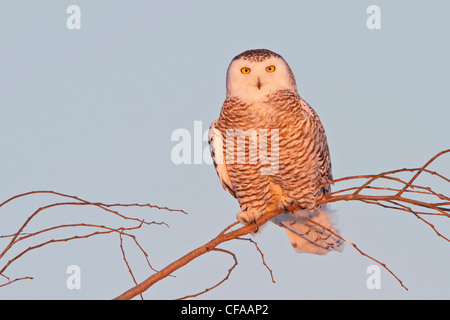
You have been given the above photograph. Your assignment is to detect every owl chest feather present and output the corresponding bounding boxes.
[217,94,319,212]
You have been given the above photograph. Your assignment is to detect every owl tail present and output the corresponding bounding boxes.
[272,208,344,255]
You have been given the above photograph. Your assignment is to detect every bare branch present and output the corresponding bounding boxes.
[236,237,275,283]
[0,191,184,288]
[114,149,448,299]
[1,149,448,299]
[119,231,144,300]
[303,216,408,290]
[176,248,238,300]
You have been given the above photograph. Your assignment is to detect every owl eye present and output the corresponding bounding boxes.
[266,65,276,73]
[241,67,251,74]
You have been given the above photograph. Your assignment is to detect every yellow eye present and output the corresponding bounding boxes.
[241,67,251,74]
[266,65,276,72]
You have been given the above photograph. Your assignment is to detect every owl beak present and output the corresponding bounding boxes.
[256,77,262,90]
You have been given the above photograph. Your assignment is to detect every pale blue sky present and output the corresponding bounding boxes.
[0,1,449,299]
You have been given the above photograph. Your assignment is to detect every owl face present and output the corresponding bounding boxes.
[226,49,297,100]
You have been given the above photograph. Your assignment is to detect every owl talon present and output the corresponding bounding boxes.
[236,211,252,225]
[236,211,260,233]
[236,210,261,225]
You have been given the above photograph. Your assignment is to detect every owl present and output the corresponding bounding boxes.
[209,49,343,254]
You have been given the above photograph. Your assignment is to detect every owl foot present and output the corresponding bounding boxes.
[236,210,263,233]
[236,211,254,225]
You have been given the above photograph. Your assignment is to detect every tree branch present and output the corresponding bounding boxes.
[114,149,449,299]
[1,150,448,298]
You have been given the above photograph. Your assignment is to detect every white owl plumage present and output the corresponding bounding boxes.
[209,49,343,254]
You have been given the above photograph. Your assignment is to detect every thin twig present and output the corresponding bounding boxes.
[118,231,144,300]
[303,216,408,291]
[176,248,238,300]
[0,276,33,288]
[236,237,275,283]
[0,191,183,288]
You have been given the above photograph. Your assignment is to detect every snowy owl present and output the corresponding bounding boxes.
[209,49,343,254]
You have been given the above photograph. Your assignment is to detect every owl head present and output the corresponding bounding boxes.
[226,49,297,100]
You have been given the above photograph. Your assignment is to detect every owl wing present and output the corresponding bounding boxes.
[271,97,341,254]
[208,120,236,198]
[300,98,333,195]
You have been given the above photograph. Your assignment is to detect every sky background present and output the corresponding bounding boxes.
[0,1,449,299]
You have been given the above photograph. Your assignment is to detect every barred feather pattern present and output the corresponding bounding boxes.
[209,49,343,254]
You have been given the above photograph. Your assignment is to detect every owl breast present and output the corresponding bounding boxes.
[214,90,330,217]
